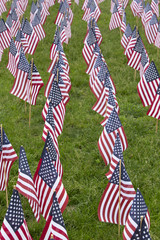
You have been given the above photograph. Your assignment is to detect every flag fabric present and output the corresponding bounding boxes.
[0,0,7,16]
[43,131,63,179]
[125,27,138,61]
[139,48,150,78]
[121,23,132,50]
[109,4,122,30]
[154,21,160,48]
[42,81,66,138]
[5,14,12,36]
[106,133,123,180]
[31,13,46,41]
[142,3,153,27]
[0,18,11,50]
[39,192,69,240]
[0,189,33,240]
[82,24,97,66]
[0,42,3,61]
[130,218,152,239]
[10,47,29,101]
[145,13,158,44]
[86,42,101,75]
[121,11,126,33]
[39,1,50,25]
[147,84,160,119]
[98,108,128,166]
[130,0,143,17]
[54,1,67,27]
[98,161,136,225]
[137,61,160,106]
[123,189,150,239]
[33,148,69,221]
[22,18,39,55]
[151,0,159,17]
[26,60,44,105]
[11,9,21,37]
[30,1,37,23]
[127,35,144,71]
[0,127,18,191]
[15,146,40,222]
[50,27,60,60]
[7,38,18,77]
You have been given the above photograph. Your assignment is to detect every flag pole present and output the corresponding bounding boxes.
[118,159,122,239]
[29,58,34,128]
[51,234,54,239]
[1,124,8,208]
[140,215,143,237]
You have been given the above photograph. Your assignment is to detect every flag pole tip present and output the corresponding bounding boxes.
[13,185,16,189]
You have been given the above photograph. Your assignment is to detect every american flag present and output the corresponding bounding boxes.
[39,1,50,25]
[151,0,159,17]
[142,3,153,27]
[48,50,70,76]
[50,27,60,60]
[7,38,18,77]
[92,87,119,120]
[15,146,40,222]
[0,127,18,191]
[121,23,132,50]
[54,1,67,27]
[89,53,104,90]
[84,18,102,46]
[60,20,67,44]
[127,35,144,71]
[33,148,69,221]
[5,14,12,36]
[109,3,122,30]
[42,81,66,138]
[82,25,97,66]
[0,0,7,16]
[39,192,69,240]
[123,189,150,239]
[11,9,20,37]
[154,21,160,48]
[147,84,160,119]
[43,131,63,179]
[42,103,59,151]
[98,108,128,166]
[130,0,143,17]
[106,133,123,180]
[86,42,103,75]
[30,1,37,23]
[98,161,136,225]
[121,11,126,33]
[15,29,22,52]
[31,13,46,41]
[145,13,158,44]
[130,218,152,239]
[46,60,71,99]
[125,26,138,61]
[22,18,39,55]
[10,47,29,101]
[26,60,44,105]
[139,48,150,78]
[0,18,11,50]
[0,189,33,240]
[137,61,160,106]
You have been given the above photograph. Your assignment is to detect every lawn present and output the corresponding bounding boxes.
[0,0,160,239]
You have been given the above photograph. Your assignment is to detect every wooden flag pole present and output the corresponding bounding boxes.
[118,159,122,239]
[140,216,143,237]
[1,124,8,208]
[51,234,54,239]
[29,58,34,128]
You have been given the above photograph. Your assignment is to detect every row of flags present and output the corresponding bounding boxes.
[0,0,74,239]
[82,0,152,238]
[115,1,160,121]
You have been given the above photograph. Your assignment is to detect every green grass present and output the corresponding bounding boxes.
[0,0,160,239]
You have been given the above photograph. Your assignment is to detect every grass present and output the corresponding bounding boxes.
[0,0,160,239]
